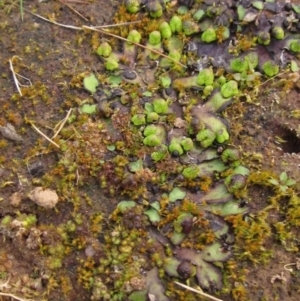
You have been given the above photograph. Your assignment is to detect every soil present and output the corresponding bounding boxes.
[0,1,299,301]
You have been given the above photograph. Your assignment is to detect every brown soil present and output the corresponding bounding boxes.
[0,1,299,301]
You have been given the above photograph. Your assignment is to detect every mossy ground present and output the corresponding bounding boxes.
[0,1,300,301]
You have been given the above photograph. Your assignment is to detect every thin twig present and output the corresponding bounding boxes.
[52,108,73,139]
[174,281,224,301]
[30,123,60,148]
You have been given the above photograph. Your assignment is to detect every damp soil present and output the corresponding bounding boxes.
[0,1,300,301]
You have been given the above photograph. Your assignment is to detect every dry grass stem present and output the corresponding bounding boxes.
[30,123,60,148]
[9,57,32,96]
[61,0,90,3]
[93,20,141,28]
[26,10,187,68]
[174,281,224,301]
[26,10,82,30]
[58,0,89,21]
[284,262,296,272]
[0,275,11,290]
[52,108,73,139]
[258,70,290,87]
[0,292,33,301]
[26,10,139,30]
[0,292,34,301]
[84,25,187,68]
[0,275,33,301]
[284,258,300,272]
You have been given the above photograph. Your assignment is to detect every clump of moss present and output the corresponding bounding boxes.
[153,99,169,114]
[159,21,172,39]
[169,15,182,33]
[288,39,300,53]
[196,67,214,86]
[262,61,279,77]
[96,42,112,57]
[131,114,146,126]
[149,31,162,46]
[183,20,200,36]
[105,58,119,71]
[169,138,184,156]
[196,128,216,148]
[146,0,163,18]
[271,26,284,40]
[257,31,271,45]
[125,0,140,13]
[221,80,239,98]
[182,165,199,179]
[143,124,166,146]
[201,27,217,43]
[230,57,248,73]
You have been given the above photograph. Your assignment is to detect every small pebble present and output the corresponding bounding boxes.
[0,123,23,142]
[28,187,59,209]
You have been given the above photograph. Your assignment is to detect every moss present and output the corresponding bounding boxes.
[182,20,200,36]
[105,58,119,71]
[143,124,166,146]
[196,68,214,86]
[193,9,205,21]
[182,165,199,179]
[149,31,162,46]
[151,144,168,161]
[131,114,146,126]
[221,80,239,98]
[262,61,279,77]
[147,0,163,18]
[257,31,271,45]
[126,0,140,13]
[230,57,248,73]
[196,128,216,148]
[289,39,300,53]
[147,112,159,123]
[181,138,193,151]
[96,42,112,57]
[271,26,284,40]
[159,21,172,39]
[169,139,184,156]
[127,29,142,44]
[4,2,300,301]
[153,98,169,114]
[226,211,273,264]
[169,15,182,33]
[201,28,217,43]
